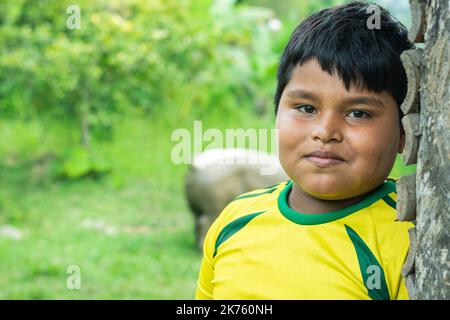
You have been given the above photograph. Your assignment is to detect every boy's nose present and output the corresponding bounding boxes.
[311,114,343,143]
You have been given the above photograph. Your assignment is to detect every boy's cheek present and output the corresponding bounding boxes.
[278,136,305,170]
[278,124,307,150]
[278,130,300,156]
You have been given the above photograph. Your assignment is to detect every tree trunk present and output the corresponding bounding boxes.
[415,0,450,299]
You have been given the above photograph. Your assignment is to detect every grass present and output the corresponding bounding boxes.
[0,109,275,299]
[0,164,199,299]
[0,110,416,299]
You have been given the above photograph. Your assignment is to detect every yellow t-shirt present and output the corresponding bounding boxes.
[195,179,414,300]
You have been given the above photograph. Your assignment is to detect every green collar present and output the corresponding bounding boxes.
[277,180,396,225]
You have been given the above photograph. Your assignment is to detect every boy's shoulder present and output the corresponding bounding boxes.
[203,181,287,258]
[234,181,287,201]
[215,181,288,226]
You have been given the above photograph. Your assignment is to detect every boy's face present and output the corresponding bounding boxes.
[276,59,405,200]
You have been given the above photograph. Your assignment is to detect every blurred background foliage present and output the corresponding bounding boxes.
[0,0,414,299]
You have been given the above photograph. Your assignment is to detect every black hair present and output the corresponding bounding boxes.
[274,1,414,118]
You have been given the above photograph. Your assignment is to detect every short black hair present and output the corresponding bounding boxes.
[274,1,414,117]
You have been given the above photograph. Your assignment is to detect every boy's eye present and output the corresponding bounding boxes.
[347,110,371,119]
[295,104,316,114]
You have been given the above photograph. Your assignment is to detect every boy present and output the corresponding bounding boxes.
[195,1,415,299]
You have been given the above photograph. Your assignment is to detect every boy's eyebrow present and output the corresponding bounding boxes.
[343,96,385,108]
[286,89,385,108]
[286,89,318,100]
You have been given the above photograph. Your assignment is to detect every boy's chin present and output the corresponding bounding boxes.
[304,190,354,201]
[292,177,361,200]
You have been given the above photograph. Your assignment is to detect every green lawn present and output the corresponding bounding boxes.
[0,115,203,299]
[0,167,200,299]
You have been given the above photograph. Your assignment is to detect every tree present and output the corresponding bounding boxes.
[398,0,450,300]
[415,0,450,299]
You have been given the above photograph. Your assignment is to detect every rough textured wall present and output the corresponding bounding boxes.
[415,0,450,300]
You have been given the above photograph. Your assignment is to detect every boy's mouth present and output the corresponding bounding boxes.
[304,150,344,161]
[304,149,345,167]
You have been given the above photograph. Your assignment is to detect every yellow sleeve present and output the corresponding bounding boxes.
[195,249,214,299]
[195,204,231,300]
[194,189,275,299]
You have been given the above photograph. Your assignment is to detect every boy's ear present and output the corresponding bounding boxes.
[398,131,405,153]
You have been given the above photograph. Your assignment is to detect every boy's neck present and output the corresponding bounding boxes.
[288,182,369,215]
